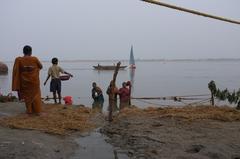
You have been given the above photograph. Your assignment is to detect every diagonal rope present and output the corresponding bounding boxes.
[141,0,240,25]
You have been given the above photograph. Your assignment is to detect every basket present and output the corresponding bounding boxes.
[59,75,70,81]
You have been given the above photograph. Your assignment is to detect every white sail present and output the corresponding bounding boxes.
[129,46,136,69]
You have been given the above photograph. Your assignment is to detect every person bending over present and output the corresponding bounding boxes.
[91,82,104,110]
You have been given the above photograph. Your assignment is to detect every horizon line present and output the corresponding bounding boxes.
[2,58,240,63]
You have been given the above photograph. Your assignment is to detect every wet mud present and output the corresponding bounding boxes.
[102,109,240,159]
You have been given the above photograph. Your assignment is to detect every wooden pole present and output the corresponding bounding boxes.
[141,0,240,25]
[211,93,215,106]
[108,62,121,122]
[129,82,132,106]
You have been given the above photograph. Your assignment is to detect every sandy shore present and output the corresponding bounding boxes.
[1,102,240,159]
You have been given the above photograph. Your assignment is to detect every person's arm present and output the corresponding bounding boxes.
[35,57,43,69]
[64,71,73,77]
[96,87,103,95]
[59,66,73,77]
[44,75,50,86]
[106,87,110,95]
[126,81,131,87]
[92,89,95,99]
[44,68,51,86]
[118,88,122,95]
[12,57,21,91]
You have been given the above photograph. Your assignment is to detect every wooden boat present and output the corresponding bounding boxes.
[0,62,8,75]
[93,64,127,70]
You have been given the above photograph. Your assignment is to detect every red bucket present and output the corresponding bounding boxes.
[63,96,73,105]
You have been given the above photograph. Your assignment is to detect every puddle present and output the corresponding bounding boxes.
[0,112,11,117]
[71,129,129,159]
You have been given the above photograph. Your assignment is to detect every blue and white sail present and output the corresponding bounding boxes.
[129,45,136,69]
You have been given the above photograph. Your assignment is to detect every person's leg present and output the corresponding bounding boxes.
[57,79,62,104]
[120,101,128,110]
[92,100,97,109]
[53,91,57,104]
[100,99,104,110]
[17,91,22,101]
[32,92,42,114]
[50,79,57,104]
[25,100,33,114]
[58,91,61,104]
[114,99,119,111]
[119,101,123,110]
[21,94,33,114]
[100,95,104,110]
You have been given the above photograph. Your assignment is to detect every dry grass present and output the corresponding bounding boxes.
[0,104,95,135]
[118,106,240,122]
[1,104,239,135]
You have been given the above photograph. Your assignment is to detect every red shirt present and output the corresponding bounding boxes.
[118,87,130,102]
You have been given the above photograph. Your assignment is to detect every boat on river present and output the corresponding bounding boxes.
[93,64,127,70]
[93,46,135,70]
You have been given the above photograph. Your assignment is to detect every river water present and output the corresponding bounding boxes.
[1,60,240,110]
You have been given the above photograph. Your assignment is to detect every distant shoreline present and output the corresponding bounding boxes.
[3,58,240,63]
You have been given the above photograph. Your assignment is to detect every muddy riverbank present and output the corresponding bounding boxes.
[102,107,240,159]
[0,102,78,159]
[1,102,240,159]
[0,126,77,159]
[0,102,119,159]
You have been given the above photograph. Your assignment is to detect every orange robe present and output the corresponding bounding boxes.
[12,56,43,114]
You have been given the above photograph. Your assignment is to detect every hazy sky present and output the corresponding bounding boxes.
[0,0,240,61]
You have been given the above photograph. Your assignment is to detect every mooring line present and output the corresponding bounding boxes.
[135,98,173,107]
[141,0,240,25]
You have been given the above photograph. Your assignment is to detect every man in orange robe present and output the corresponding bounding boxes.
[12,45,43,115]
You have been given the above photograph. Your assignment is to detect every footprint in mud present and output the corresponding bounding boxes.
[186,144,205,153]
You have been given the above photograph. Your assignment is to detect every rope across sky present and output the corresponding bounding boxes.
[141,0,240,25]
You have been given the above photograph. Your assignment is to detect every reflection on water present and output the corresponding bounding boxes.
[71,129,120,159]
[129,68,135,92]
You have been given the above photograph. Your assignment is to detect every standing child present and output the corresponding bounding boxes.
[44,57,73,104]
